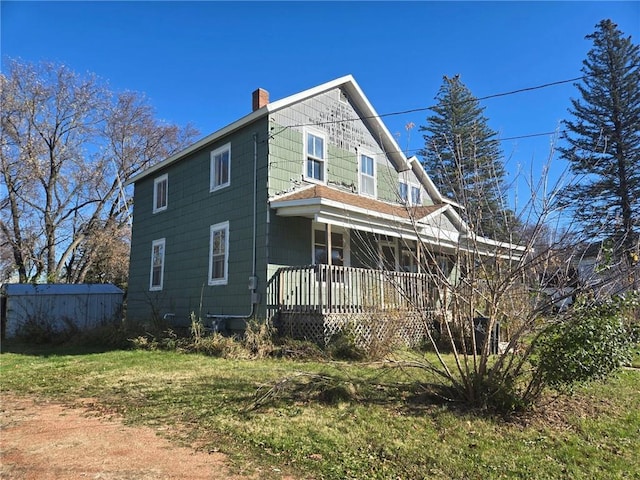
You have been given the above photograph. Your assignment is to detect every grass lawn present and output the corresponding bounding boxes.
[1,344,638,479]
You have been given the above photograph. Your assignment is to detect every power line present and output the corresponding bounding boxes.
[268,74,582,137]
[268,64,639,139]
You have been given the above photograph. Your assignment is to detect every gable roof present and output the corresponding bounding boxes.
[127,75,413,187]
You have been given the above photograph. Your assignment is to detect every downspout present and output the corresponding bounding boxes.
[207,132,259,323]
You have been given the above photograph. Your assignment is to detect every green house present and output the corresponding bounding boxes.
[126,75,519,343]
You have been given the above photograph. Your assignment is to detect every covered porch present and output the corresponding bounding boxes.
[265,264,439,346]
[266,263,437,315]
[266,184,522,345]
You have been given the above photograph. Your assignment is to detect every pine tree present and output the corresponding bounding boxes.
[420,75,512,240]
[559,19,640,261]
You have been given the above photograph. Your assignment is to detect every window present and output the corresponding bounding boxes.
[399,181,422,205]
[380,238,398,271]
[210,143,231,191]
[314,229,344,266]
[411,185,422,205]
[153,174,168,213]
[359,153,376,197]
[149,238,165,291]
[208,222,229,285]
[305,130,325,182]
[399,181,408,203]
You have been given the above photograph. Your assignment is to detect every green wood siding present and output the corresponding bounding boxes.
[128,118,270,325]
[128,85,445,327]
[266,87,435,204]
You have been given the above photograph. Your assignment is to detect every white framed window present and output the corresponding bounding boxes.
[399,181,409,203]
[399,180,422,205]
[208,221,229,285]
[359,152,376,197]
[411,185,422,205]
[149,238,166,291]
[210,143,231,192]
[380,237,399,271]
[314,229,345,266]
[153,174,168,213]
[312,223,350,266]
[304,129,326,183]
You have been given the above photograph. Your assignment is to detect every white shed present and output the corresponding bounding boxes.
[1,284,124,339]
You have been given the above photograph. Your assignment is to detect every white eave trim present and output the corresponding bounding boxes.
[126,74,411,187]
[126,75,360,186]
[270,197,463,251]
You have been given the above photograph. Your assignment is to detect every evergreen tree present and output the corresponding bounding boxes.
[559,19,640,261]
[420,75,512,240]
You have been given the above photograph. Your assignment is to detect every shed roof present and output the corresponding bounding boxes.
[271,184,444,220]
[1,284,124,296]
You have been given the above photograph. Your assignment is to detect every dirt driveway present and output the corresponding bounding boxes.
[0,394,283,479]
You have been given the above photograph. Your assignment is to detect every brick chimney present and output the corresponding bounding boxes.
[252,88,269,111]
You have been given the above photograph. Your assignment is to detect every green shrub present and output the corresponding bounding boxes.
[533,295,635,391]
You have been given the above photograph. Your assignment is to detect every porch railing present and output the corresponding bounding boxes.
[266,264,435,318]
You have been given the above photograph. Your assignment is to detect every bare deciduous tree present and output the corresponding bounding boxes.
[0,59,198,284]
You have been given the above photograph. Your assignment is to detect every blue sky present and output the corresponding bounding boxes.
[2,1,639,207]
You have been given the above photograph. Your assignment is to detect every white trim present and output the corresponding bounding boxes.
[311,221,350,266]
[208,221,229,286]
[358,149,377,198]
[125,75,410,187]
[379,237,399,270]
[149,238,166,291]
[152,174,168,213]
[303,128,327,184]
[210,143,231,192]
[398,171,423,206]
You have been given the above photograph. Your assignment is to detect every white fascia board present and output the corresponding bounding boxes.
[462,233,527,252]
[263,75,356,113]
[127,74,410,186]
[126,76,356,186]
[272,197,464,246]
[459,234,527,260]
[417,204,450,222]
[347,82,409,173]
[407,156,444,204]
[407,156,466,210]
[314,209,461,249]
[272,197,426,227]
[126,108,266,186]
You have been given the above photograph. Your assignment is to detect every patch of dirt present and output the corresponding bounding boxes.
[0,394,275,479]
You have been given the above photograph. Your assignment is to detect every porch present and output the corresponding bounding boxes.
[266,264,439,345]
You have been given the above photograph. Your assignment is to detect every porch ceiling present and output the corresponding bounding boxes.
[270,185,463,251]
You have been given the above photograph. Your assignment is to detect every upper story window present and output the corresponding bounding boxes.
[210,143,231,192]
[304,130,326,183]
[359,153,376,197]
[399,181,422,206]
[411,185,422,205]
[153,174,168,213]
[208,221,229,285]
[149,238,166,291]
[399,181,409,203]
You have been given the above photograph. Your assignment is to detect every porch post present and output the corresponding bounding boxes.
[326,223,332,313]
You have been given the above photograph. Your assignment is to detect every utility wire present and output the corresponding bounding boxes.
[268,64,639,138]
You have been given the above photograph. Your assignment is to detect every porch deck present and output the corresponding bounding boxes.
[266,264,437,345]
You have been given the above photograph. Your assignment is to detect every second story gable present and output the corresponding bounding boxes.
[265,77,433,207]
[126,75,451,224]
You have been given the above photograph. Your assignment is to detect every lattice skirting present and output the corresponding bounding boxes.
[276,310,435,348]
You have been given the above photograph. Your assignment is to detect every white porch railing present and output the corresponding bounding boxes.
[266,264,435,318]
